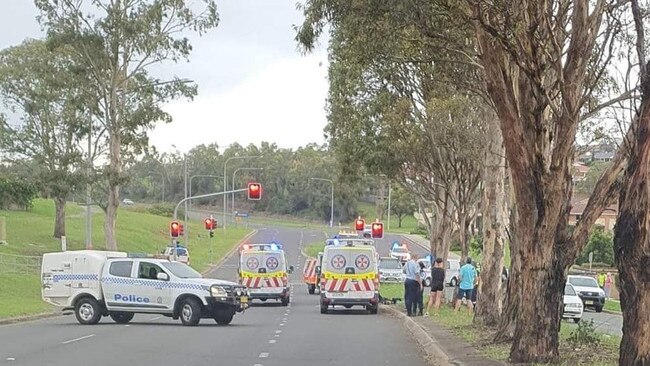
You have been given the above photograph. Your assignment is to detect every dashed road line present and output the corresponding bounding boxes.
[259,352,269,358]
[269,339,276,344]
[62,334,95,344]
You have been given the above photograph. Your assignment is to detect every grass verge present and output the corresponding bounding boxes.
[0,199,252,319]
[604,299,621,313]
[426,304,619,365]
[304,242,325,258]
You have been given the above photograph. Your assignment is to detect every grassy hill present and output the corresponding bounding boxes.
[0,199,251,319]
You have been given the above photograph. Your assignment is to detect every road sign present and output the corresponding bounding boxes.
[235,212,249,218]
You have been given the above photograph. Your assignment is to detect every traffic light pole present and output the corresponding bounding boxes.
[172,188,248,260]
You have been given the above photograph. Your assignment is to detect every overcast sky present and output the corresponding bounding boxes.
[0,1,330,154]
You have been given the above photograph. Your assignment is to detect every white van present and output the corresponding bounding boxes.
[446,259,461,287]
[320,239,379,314]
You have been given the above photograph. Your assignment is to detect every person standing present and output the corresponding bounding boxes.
[425,257,445,316]
[597,271,606,290]
[604,272,613,299]
[416,261,426,316]
[454,257,476,314]
[403,253,420,316]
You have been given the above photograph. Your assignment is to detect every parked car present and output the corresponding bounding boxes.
[163,245,190,265]
[122,198,135,205]
[562,283,584,323]
[567,275,606,312]
[378,257,405,283]
[420,258,461,287]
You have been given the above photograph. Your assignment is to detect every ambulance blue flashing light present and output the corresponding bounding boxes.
[391,241,400,250]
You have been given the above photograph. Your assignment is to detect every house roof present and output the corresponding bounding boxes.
[570,193,618,216]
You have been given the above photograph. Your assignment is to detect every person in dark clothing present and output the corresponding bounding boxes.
[415,261,426,316]
[403,254,420,316]
[425,258,446,316]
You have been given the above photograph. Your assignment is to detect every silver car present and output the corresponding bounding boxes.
[378,257,405,283]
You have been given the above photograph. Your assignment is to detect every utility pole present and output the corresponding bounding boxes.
[183,155,188,243]
[85,120,92,249]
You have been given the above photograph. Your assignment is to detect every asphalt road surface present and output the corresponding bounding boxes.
[0,227,427,366]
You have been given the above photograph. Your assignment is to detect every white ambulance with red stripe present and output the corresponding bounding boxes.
[319,239,379,314]
[238,243,292,306]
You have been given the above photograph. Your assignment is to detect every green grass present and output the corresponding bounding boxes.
[0,199,252,319]
[425,303,619,365]
[604,299,621,313]
[304,242,325,258]
[379,282,405,299]
[0,274,52,318]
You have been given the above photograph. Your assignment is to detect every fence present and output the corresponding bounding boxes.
[0,253,42,275]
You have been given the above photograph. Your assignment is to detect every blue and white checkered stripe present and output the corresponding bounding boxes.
[101,276,205,290]
[53,274,99,283]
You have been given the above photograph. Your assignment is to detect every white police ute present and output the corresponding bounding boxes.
[41,250,248,326]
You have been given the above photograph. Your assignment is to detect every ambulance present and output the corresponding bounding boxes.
[238,243,292,305]
[319,238,380,314]
[41,250,248,326]
[303,257,318,294]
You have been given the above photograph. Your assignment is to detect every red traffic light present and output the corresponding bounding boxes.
[355,218,365,231]
[371,222,384,239]
[170,221,180,238]
[248,182,262,200]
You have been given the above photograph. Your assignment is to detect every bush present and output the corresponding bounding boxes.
[147,203,184,218]
[0,177,38,210]
[410,225,429,238]
[567,319,601,348]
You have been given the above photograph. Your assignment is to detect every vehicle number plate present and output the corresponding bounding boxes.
[329,292,345,297]
[240,296,248,303]
[584,300,592,305]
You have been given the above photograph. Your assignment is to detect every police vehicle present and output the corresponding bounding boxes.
[389,242,411,264]
[238,242,293,306]
[41,250,248,326]
[319,238,379,314]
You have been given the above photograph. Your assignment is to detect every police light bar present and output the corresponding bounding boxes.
[391,241,400,250]
[241,244,251,251]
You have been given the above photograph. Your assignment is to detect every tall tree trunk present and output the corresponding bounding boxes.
[475,121,507,326]
[105,128,121,251]
[398,214,403,228]
[615,97,650,365]
[459,209,468,259]
[53,196,66,239]
[495,175,518,342]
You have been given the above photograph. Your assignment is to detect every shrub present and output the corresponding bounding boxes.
[0,177,38,210]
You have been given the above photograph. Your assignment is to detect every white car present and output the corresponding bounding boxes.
[567,275,606,312]
[562,283,584,323]
[389,243,411,264]
[163,246,190,265]
[419,258,461,287]
[379,257,406,283]
[122,198,135,205]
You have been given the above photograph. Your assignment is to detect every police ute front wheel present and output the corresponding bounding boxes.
[281,296,290,306]
[74,297,102,325]
[180,298,202,326]
[308,284,315,294]
[109,312,134,324]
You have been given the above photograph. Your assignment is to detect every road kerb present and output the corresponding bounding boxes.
[202,229,258,276]
[0,311,62,326]
[382,305,454,366]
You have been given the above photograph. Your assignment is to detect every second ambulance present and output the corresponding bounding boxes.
[319,238,379,314]
[238,243,292,306]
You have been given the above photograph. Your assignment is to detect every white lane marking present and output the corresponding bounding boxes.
[269,339,277,344]
[282,318,288,321]
[275,330,282,334]
[62,334,95,344]
[259,352,269,358]
[279,323,285,327]
[254,364,263,366]
[6,357,15,361]
[274,334,280,337]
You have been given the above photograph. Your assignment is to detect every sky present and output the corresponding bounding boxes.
[0,0,330,154]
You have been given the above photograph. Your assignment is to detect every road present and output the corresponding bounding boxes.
[0,227,427,366]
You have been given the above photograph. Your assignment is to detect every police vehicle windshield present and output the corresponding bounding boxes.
[161,262,202,278]
[379,259,402,269]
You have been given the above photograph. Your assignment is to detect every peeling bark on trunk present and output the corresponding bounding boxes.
[53,197,66,239]
[615,92,650,366]
[105,129,121,251]
[475,121,507,326]
[459,210,468,259]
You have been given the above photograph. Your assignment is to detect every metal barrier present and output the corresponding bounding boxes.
[0,253,42,275]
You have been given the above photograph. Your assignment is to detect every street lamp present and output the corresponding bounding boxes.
[223,155,259,228]
[232,167,263,213]
[147,172,165,202]
[310,177,334,228]
[189,174,223,212]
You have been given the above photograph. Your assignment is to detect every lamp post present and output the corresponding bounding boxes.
[223,155,259,228]
[147,172,165,203]
[310,177,334,228]
[189,174,223,212]
[232,167,263,213]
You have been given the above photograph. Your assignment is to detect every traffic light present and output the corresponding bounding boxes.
[170,221,180,238]
[248,182,262,200]
[204,218,215,230]
[355,218,365,231]
[371,222,384,239]
[179,223,185,236]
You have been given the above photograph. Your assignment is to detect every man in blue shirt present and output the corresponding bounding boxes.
[454,257,477,314]
[403,253,420,316]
